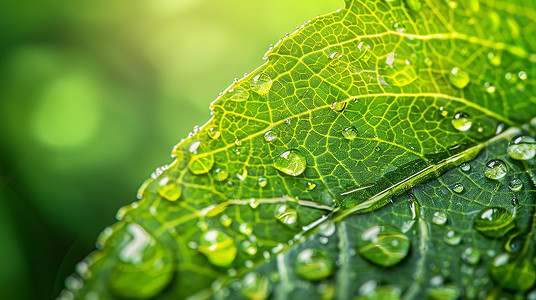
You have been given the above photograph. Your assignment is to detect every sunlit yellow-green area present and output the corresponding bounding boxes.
[0,0,341,298]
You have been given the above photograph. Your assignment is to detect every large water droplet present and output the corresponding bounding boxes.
[432,211,448,225]
[198,229,237,267]
[274,204,298,227]
[214,168,229,182]
[155,176,181,202]
[108,224,174,299]
[240,272,272,300]
[460,162,471,172]
[508,178,523,191]
[449,67,470,88]
[264,131,277,143]
[188,142,214,175]
[208,127,221,139]
[294,248,335,281]
[331,101,347,112]
[452,183,464,193]
[228,86,249,101]
[451,112,472,131]
[357,225,410,267]
[342,126,358,139]
[508,136,536,160]
[317,221,336,237]
[274,150,307,176]
[250,73,272,95]
[490,253,536,291]
[405,0,422,12]
[473,207,514,238]
[461,247,481,265]
[443,230,461,245]
[377,52,417,86]
[484,159,507,180]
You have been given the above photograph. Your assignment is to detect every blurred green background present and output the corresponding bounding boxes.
[0,0,341,298]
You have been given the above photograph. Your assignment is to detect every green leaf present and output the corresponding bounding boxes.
[60,0,536,299]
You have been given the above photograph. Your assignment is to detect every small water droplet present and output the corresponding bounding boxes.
[258,177,268,188]
[240,240,258,256]
[317,221,336,237]
[460,162,471,172]
[188,142,214,175]
[198,229,237,267]
[294,248,335,280]
[375,146,381,152]
[487,52,501,66]
[274,150,307,176]
[449,67,470,88]
[285,118,291,124]
[451,112,472,131]
[511,197,520,207]
[508,178,523,191]
[240,272,271,300]
[490,253,536,291]
[484,159,508,180]
[473,207,514,238]
[220,215,232,227]
[377,52,417,86]
[239,223,253,235]
[405,0,422,12]
[427,285,460,300]
[208,127,220,139]
[235,139,242,146]
[508,136,536,160]
[157,176,182,201]
[432,211,448,225]
[519,71,527,80]
[307,182,317,190]
[452,183,464,193]
[274,204,298,227]
[214,168,229,182]
[357,225,410,267]
[264,131,277,142]
[443,230,461,245]
[331,101,347,112]
[342,126,358,139]
[461,247,481,265]
[250,73,272,95]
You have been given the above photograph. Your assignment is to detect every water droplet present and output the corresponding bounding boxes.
[375,146,381,152]
[274,204,298,227]
[484,159,508,180]
[427,285,460,300]
[294,248,335,280]
[508,178,523,191]
[490,253,536,291]
[235,139,242,146]
[451,112,472,131]
[285,118,291,124]
[432,211,448,225]
[511,197,520,207]
[250,73,272,95]
[188,142,214,175]
[214,168,229,182]
[307,182,317,190]
[198,229,237,267]
[449,67,470,88]
[461,247,481,265]
[264,131,277,142]
[240,272,271,300]
[331,101,347,112]
[208,127,220,139]
[240,240,258,256]
[317,221,336,237]
[156,176,182,201]
[239,223,253,235]
[108,224,173,299]
[342,126,358,139]
[220,215,232,227]
[485,83,496,93]
[258,177,268,188]
[405,0,422,12]
[487,52,501,66]
[473,207,514,238]
[228,86,249,101]
[452,183,464,193]
[377,52,417,86]
[443,230,461,245]
[519,71,527,80]
[357,225,410,267]
[508,136,536,160]
[460,162,471,172]
[274,150,307,176]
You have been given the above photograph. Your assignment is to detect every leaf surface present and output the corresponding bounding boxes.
[61,0,536,299]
